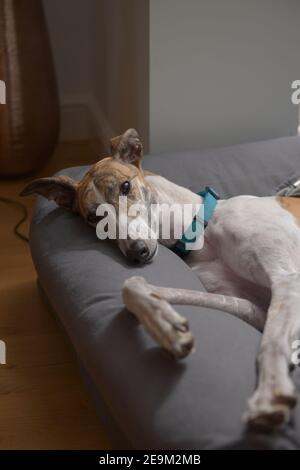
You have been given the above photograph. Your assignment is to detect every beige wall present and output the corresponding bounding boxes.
[44,0,299,152]
[43,0,97,99]
[94,0,149,150]
[150,0,300,153]
[44,0,149,146]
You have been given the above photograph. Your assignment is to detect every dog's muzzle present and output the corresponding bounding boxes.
[126,240,157,264]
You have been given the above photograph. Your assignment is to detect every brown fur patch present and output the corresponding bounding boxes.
[77,157,146,217]
[277,196,300,224]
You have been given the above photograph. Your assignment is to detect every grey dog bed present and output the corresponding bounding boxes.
[30,136,300,449]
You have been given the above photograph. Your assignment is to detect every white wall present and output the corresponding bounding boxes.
[150,0,300,153]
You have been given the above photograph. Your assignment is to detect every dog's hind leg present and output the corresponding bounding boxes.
[122,276,265,359]
[244,272,300,431]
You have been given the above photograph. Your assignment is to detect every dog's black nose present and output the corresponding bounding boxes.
[127,240,150,263]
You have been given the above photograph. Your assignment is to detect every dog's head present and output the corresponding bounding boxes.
[21,128,158,263]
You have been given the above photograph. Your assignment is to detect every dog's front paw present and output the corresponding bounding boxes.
[122,276,195,359]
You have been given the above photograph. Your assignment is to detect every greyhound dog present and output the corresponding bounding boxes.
[21,128,300,431]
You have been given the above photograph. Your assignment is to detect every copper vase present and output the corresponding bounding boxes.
[0,0,60,176]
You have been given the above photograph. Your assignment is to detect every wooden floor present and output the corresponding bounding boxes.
[0,141,112,449]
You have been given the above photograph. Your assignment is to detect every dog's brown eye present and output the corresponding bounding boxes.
[120,180,131,195]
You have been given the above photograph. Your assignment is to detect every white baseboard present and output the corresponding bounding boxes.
[60,94,113,149]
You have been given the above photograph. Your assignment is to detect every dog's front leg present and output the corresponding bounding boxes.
[122,276,195,359]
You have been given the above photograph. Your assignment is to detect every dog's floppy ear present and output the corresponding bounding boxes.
[110,128,143,167]
[20,175,79,211]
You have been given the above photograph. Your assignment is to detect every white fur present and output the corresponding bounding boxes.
[123,175,300,430]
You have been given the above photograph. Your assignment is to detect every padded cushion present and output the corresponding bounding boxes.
[30,136,300,449]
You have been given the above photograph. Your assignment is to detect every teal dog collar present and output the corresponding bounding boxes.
[173,186,220,256]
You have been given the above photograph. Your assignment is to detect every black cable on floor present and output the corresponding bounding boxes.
[0,196,29,243]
